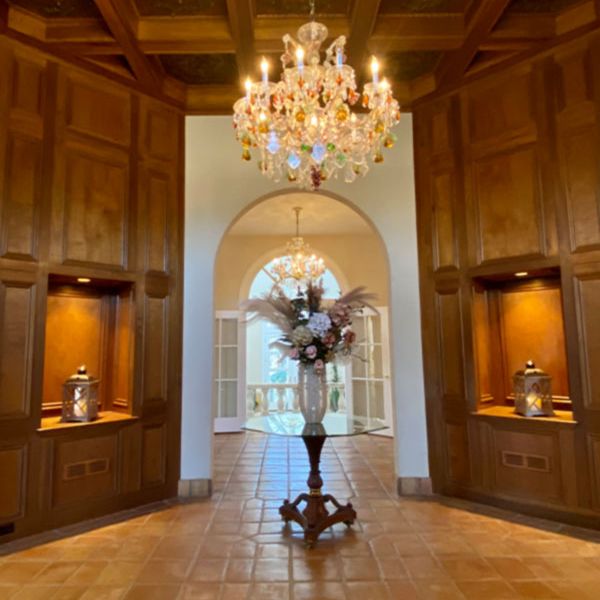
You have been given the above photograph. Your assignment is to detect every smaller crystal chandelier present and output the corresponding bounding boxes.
[271,207,325,283]
[233,0,400,190]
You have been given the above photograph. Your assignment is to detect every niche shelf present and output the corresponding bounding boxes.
[471,268,573,419]
[41,274,135,427]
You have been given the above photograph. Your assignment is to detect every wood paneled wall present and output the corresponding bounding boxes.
[414,29,600,525]
[0,35,183,540]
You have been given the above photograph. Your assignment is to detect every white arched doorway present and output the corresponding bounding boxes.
[183,115,427,493]
[212,193,394,436]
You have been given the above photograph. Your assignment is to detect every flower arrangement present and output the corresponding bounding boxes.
[243,281,376,374]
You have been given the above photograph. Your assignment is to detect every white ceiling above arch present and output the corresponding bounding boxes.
[228,192,373,236]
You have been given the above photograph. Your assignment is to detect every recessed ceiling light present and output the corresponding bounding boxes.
[77,277,91,283]
[514,272,528,278]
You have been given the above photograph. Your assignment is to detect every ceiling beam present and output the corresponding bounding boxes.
[435,0,512,86]
[225,0,255,81]
[93,0,161,89]
[346,0,381,72]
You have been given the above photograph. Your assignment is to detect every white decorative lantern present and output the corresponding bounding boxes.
[62,365,99,422]
[513,361,554,417]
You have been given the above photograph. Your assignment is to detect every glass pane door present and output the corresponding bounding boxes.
[214,311,245,432]
[349,307,393,435]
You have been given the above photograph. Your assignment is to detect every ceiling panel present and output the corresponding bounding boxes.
[507,0,587,12]
[379,0,467,13]
[9,0,102,18]
[134,0,227,17]
[385,51,441,80]
[255,0,349,16]
[160,53,239,85]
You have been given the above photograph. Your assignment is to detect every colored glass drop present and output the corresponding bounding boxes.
[311,143,326,164]
[287,152,301,169]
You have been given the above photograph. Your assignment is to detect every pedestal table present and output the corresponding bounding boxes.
[243,412,387,547]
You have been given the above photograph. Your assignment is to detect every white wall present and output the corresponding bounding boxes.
[183,115,428,481]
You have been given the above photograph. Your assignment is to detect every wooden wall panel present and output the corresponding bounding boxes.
[559,129,600,252]
[435,290,464,399]
[64,75,131,147]
[139,98,178,162]
[491,428,563,504]
[113,291,133,410]
[472,147,545,263]
[8,53,45,137]
[143,295,168,403]
[589,434,600,509]
[431,170,458,271]
[0,279,35,419]
[554,44,600,253]
[0,34,183,541]
[53,144,129,267]
[472,288,494,405]
[141,169,170,274]
[142,424,166,487]
[445,423,470,483]
[0,445,26,521]
[0,133,41,260]
[415,30,600,524]
[466,70,535,146]
[574,274,600,410]
[52,434,118,508]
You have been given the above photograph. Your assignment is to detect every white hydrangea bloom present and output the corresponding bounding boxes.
[307,312,332,338]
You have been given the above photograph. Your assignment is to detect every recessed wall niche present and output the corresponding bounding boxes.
[42,275,135,421]
[472,270,572,414]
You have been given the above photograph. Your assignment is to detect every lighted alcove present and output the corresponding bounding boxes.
[472,269,572,415]
[41,274,135,427]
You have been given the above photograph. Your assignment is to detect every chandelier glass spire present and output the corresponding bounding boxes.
[270,207,325,284]
[232,1,401,190]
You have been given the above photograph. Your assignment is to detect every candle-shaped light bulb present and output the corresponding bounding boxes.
[310,114,318,127]
[370,56,380,84]
[380,78,390,92]
[336,47,343,68]
[296,46,305,72]
[245,77,252,100]
[260,57,269,84]
[259,111,267,122]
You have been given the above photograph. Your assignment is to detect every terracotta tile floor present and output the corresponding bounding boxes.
[1,432,600,599]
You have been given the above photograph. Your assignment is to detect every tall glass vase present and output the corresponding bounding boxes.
[298,363,328,424]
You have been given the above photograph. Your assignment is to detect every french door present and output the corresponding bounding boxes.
[213,311,246,432]
[347,307,393,436]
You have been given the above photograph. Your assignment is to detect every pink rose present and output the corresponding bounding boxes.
[343,330,356,346]
[289,347,299,359]
[305,345,317,359]
[314,359,325,373]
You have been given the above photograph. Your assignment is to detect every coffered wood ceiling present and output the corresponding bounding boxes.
[1,0,598,113]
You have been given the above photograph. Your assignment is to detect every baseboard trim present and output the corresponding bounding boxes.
[397,477,433,496]
[178,478,212,498]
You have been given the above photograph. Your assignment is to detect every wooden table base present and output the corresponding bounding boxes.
[279,433,357,547]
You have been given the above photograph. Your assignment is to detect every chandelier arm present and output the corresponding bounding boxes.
[324,35,346,66]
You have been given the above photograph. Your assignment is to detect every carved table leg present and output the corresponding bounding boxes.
[279,433,356,547]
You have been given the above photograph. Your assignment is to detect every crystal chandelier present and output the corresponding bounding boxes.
[271,207,325,283]
[232,0,401,190]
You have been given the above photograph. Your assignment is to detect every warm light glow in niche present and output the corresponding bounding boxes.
[514,272,528,278]
[77,277,91,283]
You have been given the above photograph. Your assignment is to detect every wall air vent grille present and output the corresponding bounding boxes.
[501,451,550,473]
[63,458,110,481]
